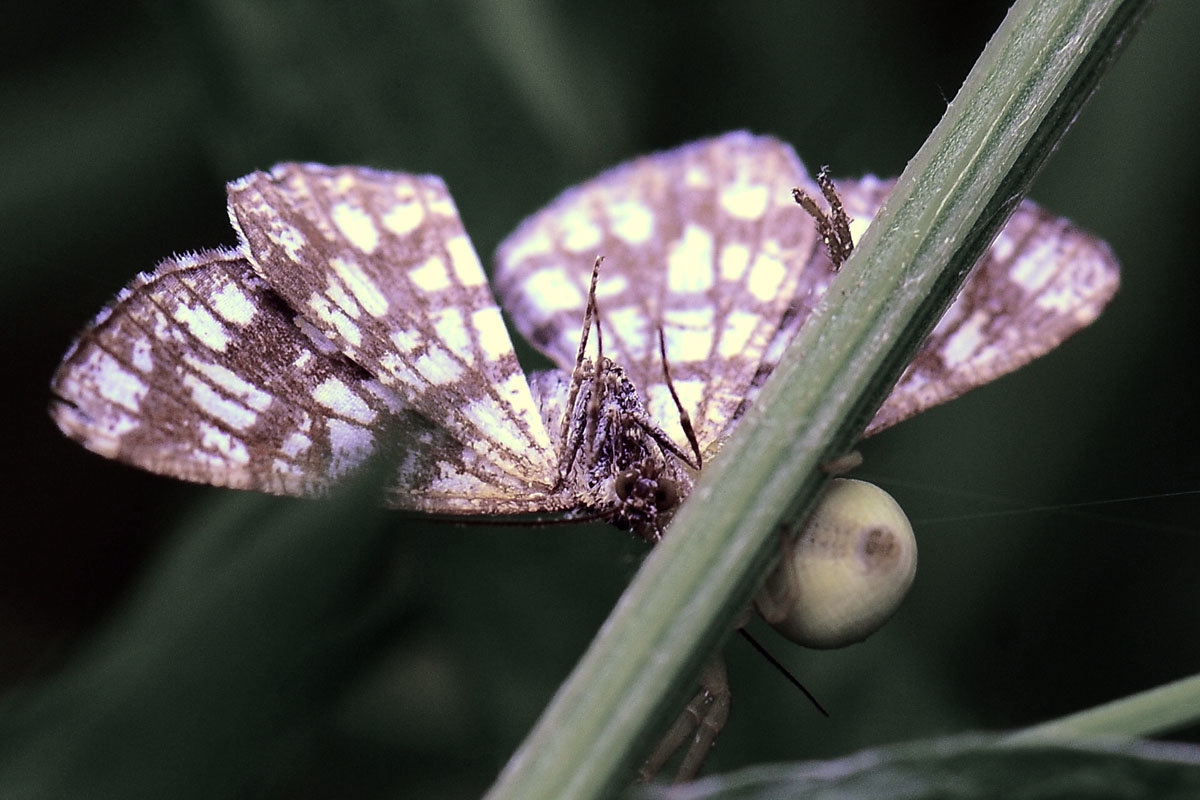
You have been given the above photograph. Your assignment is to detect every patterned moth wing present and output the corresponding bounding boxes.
[226,164,558,488]
[49,248,562,514]
[494,132,1120,454]
[51,164,697,532]
[52,247,392,496]
[495,133,833,460]
[52,169,583,516]
[834,176,1121,435]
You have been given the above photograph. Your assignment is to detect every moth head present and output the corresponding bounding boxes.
[612,464,682,542]
[758,478,916,649]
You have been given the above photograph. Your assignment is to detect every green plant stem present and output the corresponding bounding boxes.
[483,2,1152,798]
[1007,673,1200,743]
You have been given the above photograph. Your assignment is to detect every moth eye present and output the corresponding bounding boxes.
[613,470,637,500]
[761,478,916,649]
[653,480,679,511]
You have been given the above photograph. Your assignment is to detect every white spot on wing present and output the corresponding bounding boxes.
[281,431,312,458]
[718,311,760,359]
[409,256,451,292]
[391,328,421,353]
[647,379,705,432]
[198,421,250,464]
[415,345,464,385]
[472,307,514,362]
[182,374,258,430]
[746,249,786,301]
[426,190,457,218]
[382,197,424,235]
[313,376,377,425]
[668,224,714,293]
[720,182,768,220]
[173,302,230,351]
[87,350,149,411]
[525,268,585,313]
[992,230,1016,263]
[464,396,526,456]
[212,282,257,324]
[433,308,472,361]
[605,307,649,355]
[377,353,422,390]
[1036,284,1087,315]
[307,293,363,348]
[664,327,713,362]
[447,236,487,287]
[326,280,361,318]
[184,355,273,412]
[611,201,654,244]
[269,223,306,261]
[941,310,988,368]
[596,274,628,298]
[497,372,552,455]
[561,210,602,253]
[131,337,153,373]
[719,242,750,283]
[1010,240,1056,293]
[332,202,380,253]
[684,165,711,188]
[502,229,552,263]
[664,308,715,363]
[331,256,389,317]
[848,215,870,247]
[326,418,373,477]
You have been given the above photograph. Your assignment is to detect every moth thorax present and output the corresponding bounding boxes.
[611,462,682,542]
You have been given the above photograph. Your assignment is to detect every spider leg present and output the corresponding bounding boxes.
[638,656,731,783]
[792,166,855,268]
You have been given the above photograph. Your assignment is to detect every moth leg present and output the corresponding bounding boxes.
[638,656,731,783]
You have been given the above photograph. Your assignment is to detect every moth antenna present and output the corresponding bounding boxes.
[559,255,606,455]
[589,264,605,416]
[593,295,605,366]
[658,326,702,469]
[576,255,604,366]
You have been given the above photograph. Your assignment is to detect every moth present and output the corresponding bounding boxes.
[49,131,1119,779]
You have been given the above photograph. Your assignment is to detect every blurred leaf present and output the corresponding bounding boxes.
[634,737,1200,800]
[1010,673,1200,743]
[0,468,404,800]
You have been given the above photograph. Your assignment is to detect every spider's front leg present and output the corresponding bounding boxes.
[637,656,731,783]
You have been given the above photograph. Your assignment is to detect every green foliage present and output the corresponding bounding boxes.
[634,738,1200,800]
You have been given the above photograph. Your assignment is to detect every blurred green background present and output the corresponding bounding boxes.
[3,1,1199,798]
